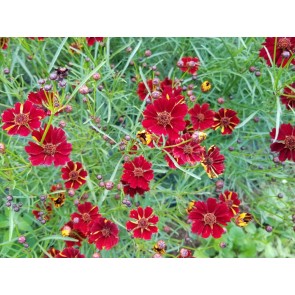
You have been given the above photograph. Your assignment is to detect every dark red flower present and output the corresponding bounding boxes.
[71,202,101,235]
[0,38,9,50]
[56,247,85,258]
[212,108,240,135]
[61,221,86,247]
[88,217,119,250]
[136,80,154,101]
[188,198,231,239]
[173,133,205,165]
[259,37,295,67]
[188,103,215,131]
[163,139,186,169]
[86,37,104,46]
[126,206,159,240]
[280,83,295,110]
[43,247,60,258]
[270,123,295,162]
[1,100,45,136]
[219,190,240,217]
[32,202,53,221]
[121,180,147,198]
[142,95,188,140]
[121,155,154,190]
[177,57,199,74]
[61,161,88,189]
[24,124,72,166]
[201,145,225,178]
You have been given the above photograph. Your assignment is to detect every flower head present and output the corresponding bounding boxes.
[126,206,159,240]
[259,37,295,67]
[0,38,9,50]
[188,198,231,238]
[61,221,86,247]
[201,145,225,178]
[137,80,154,100]
[61,161,88,189]
[212,108,240,135]
[1,100,45,136]
[24,125,72,166]
[88,217,119,250]
[280,83,295,110]
[121,180,147,198]
[177,57,199,75]
[56,247,85,258]
[188,103,215,131]
[219,190,240,217]
[86,37,103,46]
[270,123,295,162]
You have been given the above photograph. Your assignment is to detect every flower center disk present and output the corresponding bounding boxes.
[278,38,291,50]
[69,170,79,181]
[44,143,57,155]
[133,167,144,177]
[285,135,295,150]
[82,213,91,222]
[138,218,148,229]
[203,213,216,226]
[157,111,171,127]
[15,113,29,125]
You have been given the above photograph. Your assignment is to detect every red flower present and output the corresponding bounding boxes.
[56,247,85,258]
[88,217,119,250]
[61,161,88,189]
[71,202,101,235]
[136,80,154,100]
[270,123,295,162]
[0,38,9,50]
[212,108,240,135]
[1,100,45,136]
[121,155,154,190]
[188,103,215,131]
[173,133,205,165]
[142,95,188,140]
[121,180,147,198]
[86,37,104,46]
[43,247,60,258]
[188,198,231,239]
[24,124,72,166]
[177,57,199,74]
[32,202,53,221]
[259,37,295,67]
[163,139,186,169]
[219,190,240,217]
[61,221,86,247]
[280,83,295,110]
[126,206,159,240]
[201,145,225,178]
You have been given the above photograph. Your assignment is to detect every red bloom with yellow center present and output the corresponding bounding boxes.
[173,133,205,165]
[270,123,295,162]
[188,198,231,239]
[86,37,104,46]
[201,145,225,178]
[1,100,45,136]
[212,108,240,135]
[142,95,188,140]
[280,83,295,110]
[71,202,101,235]
[121,155,154,190]
[61,221,86,247]
[56,247,85,258]
[188,103,215,131]
[0,37,9,50]
[61,161,88,189]
[24,124,72,166]
[88,217,119,250]
[126,206,159,240]
[177,57,199,75]
[219,190,240,217]
[259,37,295,67]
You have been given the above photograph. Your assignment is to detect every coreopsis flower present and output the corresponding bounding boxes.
[121,180,147,198]
[61,221,86,247]
[212,108,240,135]
[88,217,120,250]
[259,37,295,67]
[177,57,199,75]
[136,130,153,145]
[1,100,45,136]
[188,198,231,239]
[163,139,186,169]
[121,155,154,190]
[188,103,215,131]
[219,190,240,217]
[234,212,253,227]
[270,123,295,162]
[0,37,9,50]
[137,80,154,100]
[172,133,205,165]
[153,240,167,255]
[56,247,85,258]
[71,202,101,235]
[201,81,212,92]
[201,145,225,178]
[280,83,295,110]
[28,88,58,114]
[69,41,83,54]
[142,95,188,140]
[24,124,72,166]
[32,202,53,221]
[86,37,104,46]
[43,247,60,258]
[61,161,88,189]
[126,206,159,240]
